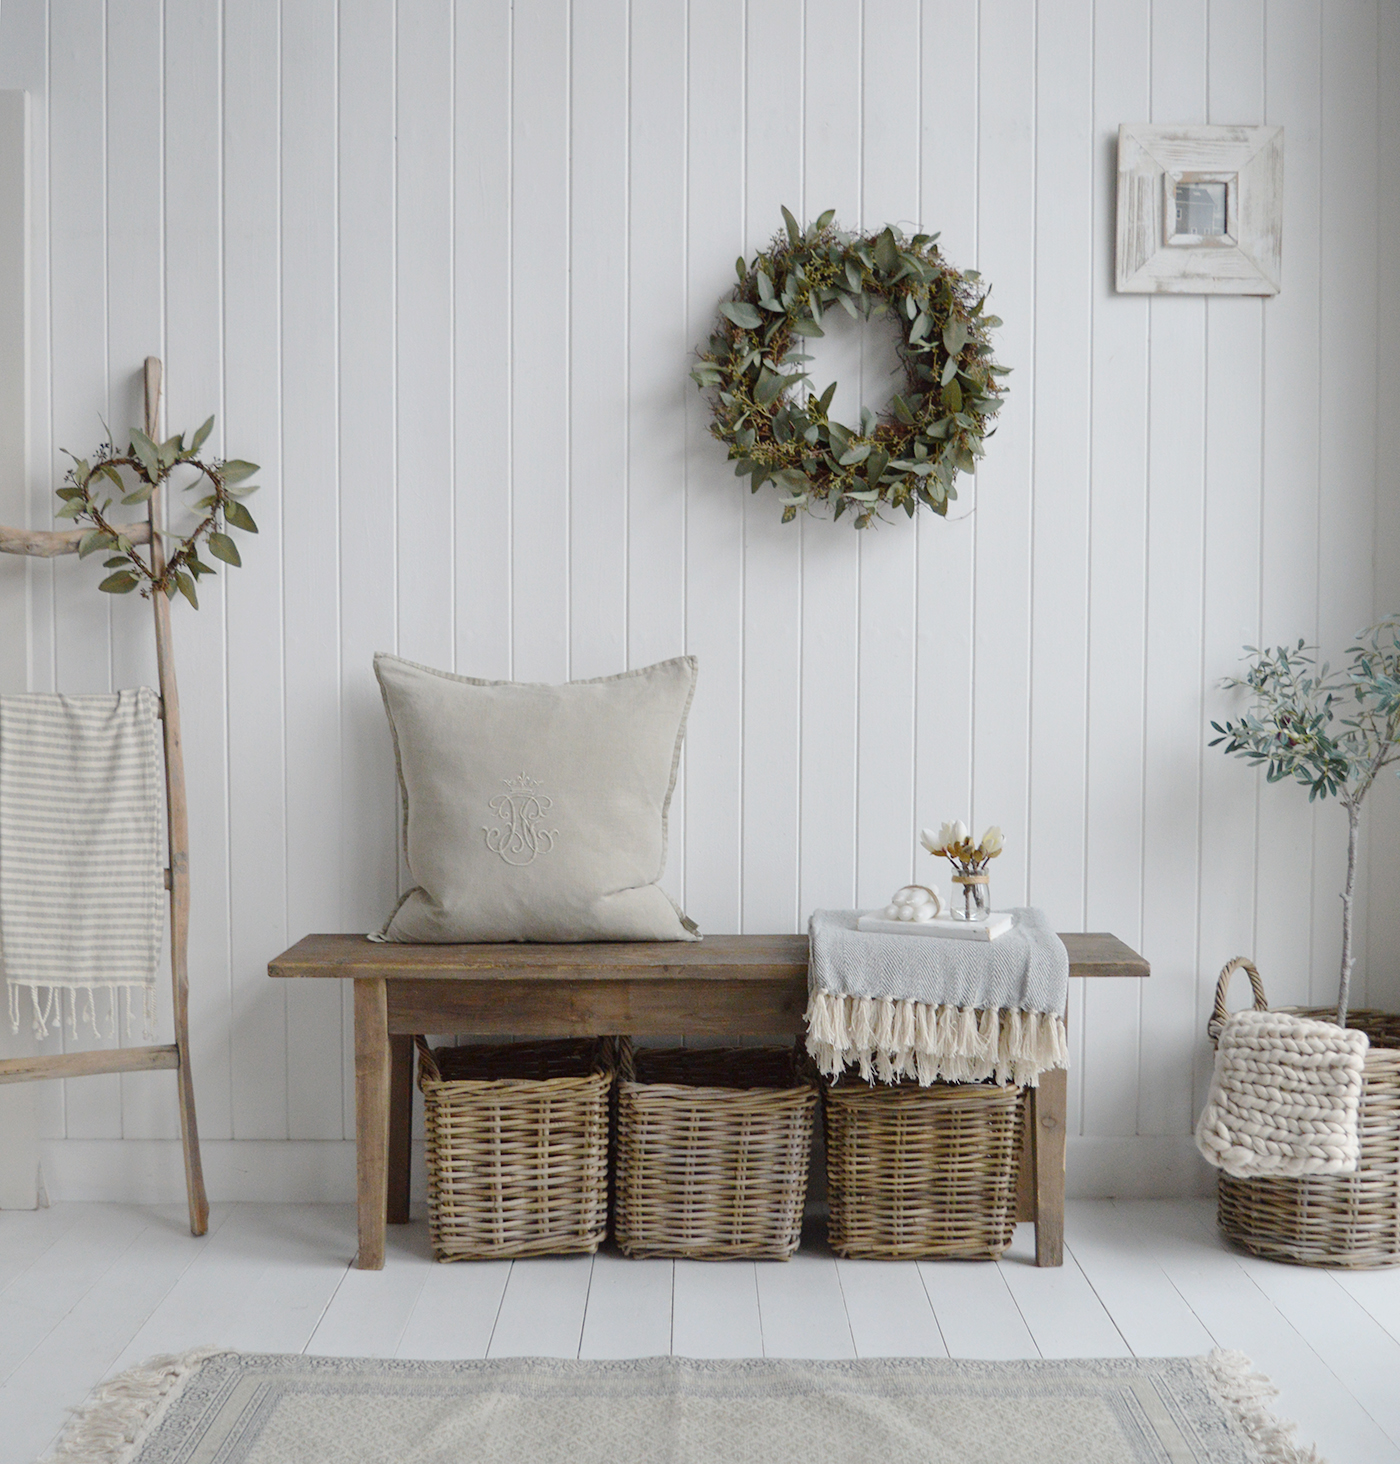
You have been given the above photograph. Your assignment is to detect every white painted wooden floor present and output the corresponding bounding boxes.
[3,1200,1400,1463]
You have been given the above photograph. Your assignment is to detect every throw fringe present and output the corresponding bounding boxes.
[45,1348,224,1464]
[8,981,157,1043]
[1202,1349,1323,1464]
[805,991,1068,1087]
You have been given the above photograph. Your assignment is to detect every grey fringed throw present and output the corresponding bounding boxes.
[806,907,1069,1086]
[1,689,164,1040]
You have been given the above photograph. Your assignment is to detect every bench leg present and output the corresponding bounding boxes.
[353,978,390,1270]
[387,1035,414,1225]
[1030,1067,1067,1267]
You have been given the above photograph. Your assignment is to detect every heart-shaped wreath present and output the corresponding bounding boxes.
[690,208,1008,528]
[54,417,258,609]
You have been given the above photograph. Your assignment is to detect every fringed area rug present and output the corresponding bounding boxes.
[47,1349,1322,1464]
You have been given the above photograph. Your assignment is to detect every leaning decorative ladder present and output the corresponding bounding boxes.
[0,357,209,1236]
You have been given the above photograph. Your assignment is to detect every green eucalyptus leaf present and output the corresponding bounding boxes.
[208,531,242,566]
[720,300,762,330]
[753,368,785,406]
[78,529,114,559]
[129,428,161,480]
[176,571,199,609]
[191,415,215,452]
[99,570,140,594]
[873,229,900,274]
[217,459,260,485]
[224,499,258,534]
[781,205,802,249]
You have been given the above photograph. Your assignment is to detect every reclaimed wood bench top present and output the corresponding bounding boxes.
[269,930,1149,982]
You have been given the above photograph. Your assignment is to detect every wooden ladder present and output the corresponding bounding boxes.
[0,357,209,1236]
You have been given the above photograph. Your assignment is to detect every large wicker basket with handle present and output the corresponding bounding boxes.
[1208,957,1400,1268]
[613,1043,818,1259]
[417,1036,614,1261]
[823,1076,1026,1260]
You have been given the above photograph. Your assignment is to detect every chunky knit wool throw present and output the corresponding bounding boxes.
[1196,1009,1369,1178]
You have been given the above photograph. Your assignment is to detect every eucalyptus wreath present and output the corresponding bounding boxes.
[690,207,1009,528]
[54,417,258,608]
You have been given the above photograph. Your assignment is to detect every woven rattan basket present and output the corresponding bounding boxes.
[1209,957,1400,1269]
[613,1044,818,1259]
[823,1077,1026,1260]
[417,1037,614,1261]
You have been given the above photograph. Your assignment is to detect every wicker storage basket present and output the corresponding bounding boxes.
[1209,958,1400,1269]
[417,1036,614,1261]
[613,1044,818,1259]
[823,1077,1026,1260]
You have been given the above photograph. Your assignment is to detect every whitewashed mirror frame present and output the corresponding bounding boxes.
[1115,124,1283,295]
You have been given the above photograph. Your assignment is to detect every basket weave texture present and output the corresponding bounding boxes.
[613,1044,818,1259]
[1210,959,1400,1268]
[823,1077,1026,1260]
[417,1037,614,1261]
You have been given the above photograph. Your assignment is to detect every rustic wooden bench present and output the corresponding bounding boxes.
[268,931,1149,1270]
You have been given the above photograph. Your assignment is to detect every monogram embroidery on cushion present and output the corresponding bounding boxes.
[484,773,559,867]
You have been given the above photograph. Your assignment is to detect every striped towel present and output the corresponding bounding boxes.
[0,690,165,1039]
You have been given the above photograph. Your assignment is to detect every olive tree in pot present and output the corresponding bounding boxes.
[1211,614,1400,1027]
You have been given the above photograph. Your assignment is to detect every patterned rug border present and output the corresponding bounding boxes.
[44,1348,1321,1464]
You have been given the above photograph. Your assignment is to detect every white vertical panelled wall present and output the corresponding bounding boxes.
[0,0,1396,1202]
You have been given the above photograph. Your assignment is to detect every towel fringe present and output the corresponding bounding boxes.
[8,981,156,1042]
[805,991,1068,1087]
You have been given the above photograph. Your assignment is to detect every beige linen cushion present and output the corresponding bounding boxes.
[373,653,699,943]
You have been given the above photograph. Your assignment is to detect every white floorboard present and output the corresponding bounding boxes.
[671,1258,763,1357]
[579,1252,673,1359]
[997,1222,1132,1359]
[487,1252,594,1359]
[4,1199,1400,1463]
[1330,1263,1400,1345]
[834,1258,947,1358]
[1058,1199,1218,1356]
[915,1258,1038,1359]
[396,1258,512,1361]
[109,1203,354,1369]
[753,1240,855,1359]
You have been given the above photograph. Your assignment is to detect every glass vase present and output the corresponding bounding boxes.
[951,872,990,922]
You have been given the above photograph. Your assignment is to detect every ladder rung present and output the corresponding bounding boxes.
[0,1044,180,1085]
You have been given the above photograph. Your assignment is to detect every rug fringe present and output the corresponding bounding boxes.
[1202,1349,1323,1464]
[44,1348,224,1464]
